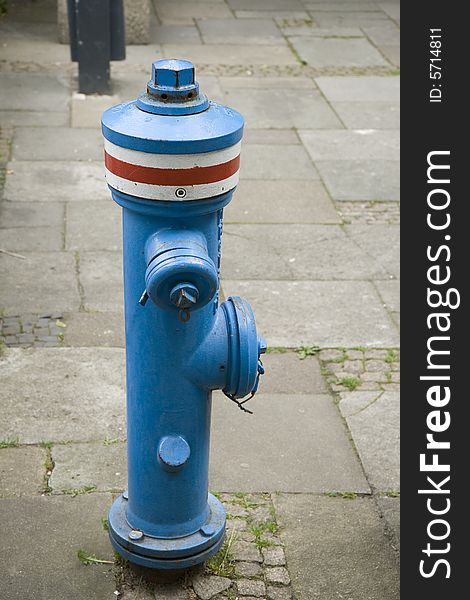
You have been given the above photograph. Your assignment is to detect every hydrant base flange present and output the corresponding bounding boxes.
[108,492,226,570]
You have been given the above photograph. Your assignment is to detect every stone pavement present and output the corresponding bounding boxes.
[0,1,400,598]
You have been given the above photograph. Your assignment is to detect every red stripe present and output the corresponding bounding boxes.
[104,152,240,186]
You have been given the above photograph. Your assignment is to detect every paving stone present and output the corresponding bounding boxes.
[281,24,363,37]
[0,73,70,112]
[379,2,400,23]
[332,101,400,129]
[380,44,400,67]
[71,93,119,129]
[3,161,108,202]
[50,442,126,493]
[1,34,70,66]
[303,3,382,12]
[210,392,369,493]
[0,447,45,497]
[310,11,391,29]
[0,201,63,228]
[299,130,399,161]
[265,567,290,585]
[236,10,309,19]
[228,0,304,9]
[273,494,399,600]
[66,201,121,251]
[221,280,399,348]
[240,145,318,180]
[0,347,126,443]
[315,75,400,103]
[198,18,285,45]
[0,252,79,315]
[224,180,339,224]
[236,579,266,597]
[162,44,297,66]
[232,540,263,563]
[192,575,231,599]
[257,352,327,394]
[11,127,103,162]
[344,223,399,279]
[0,494,115,600]
[262,546,286,566]
[339,391,399,491]
[242,130,300,145]
[319,349,343,361]
[315,159,400,201]
[224,87,341,129]
[221,224,390,280]
[63,311,125,348]
[220,76,315,90]
[80,252,124,312]
[365,359,388,372]
[376,279,400,322]
[155,1,233,24]
[236,561,263,577]
[363,21,400,47]
[150,23,202,45]
[0,110,69,127]
[266,586,292,600]
[0,226,62,252]
[289,36,388,68]
[378,496,400,549]
[149,583,192,599]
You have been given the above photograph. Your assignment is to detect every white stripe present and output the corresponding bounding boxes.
[105,169,239,201]
[104,139,241,169]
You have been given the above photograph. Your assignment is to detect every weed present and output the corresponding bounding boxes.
[232,492,259,510]
[337,377,360,391]
[101,518,109,532]
[385,349,399,364]
[103,437,120,446]
[205,528,237,578]
[266,347,289,354]
[384,491,400,498]
[296,346,320,360]
[325,492,357,499]
[62,485,97,497]
[77,549,113,566]
[250,520,279,549]
[0,438,19,449]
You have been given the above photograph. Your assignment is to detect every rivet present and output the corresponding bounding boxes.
[128,529,143,541]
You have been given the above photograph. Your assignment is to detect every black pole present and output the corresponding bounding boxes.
[67,0,126,95]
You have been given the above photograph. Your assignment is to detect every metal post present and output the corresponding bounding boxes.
[67,0,125,94]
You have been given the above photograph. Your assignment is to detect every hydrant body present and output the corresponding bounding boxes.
[102,60,265,569]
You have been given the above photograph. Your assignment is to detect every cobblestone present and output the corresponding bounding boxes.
[0,313,65,348]
[265,567,291,585]
[320,347,400,394]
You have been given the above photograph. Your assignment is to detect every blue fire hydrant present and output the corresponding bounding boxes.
[102,59,266,570]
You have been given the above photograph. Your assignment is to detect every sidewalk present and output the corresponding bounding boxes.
[0,1,400,599]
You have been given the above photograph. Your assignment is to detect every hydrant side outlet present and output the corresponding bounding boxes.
[102,59,266,570]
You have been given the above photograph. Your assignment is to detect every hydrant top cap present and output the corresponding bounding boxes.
[102,59,244,155]
[152,59,195,88]
[137,59,210,116]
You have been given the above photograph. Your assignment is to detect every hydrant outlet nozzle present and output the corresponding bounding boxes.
[170,282,199,309]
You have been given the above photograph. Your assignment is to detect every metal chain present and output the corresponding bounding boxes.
[223,359,264,415]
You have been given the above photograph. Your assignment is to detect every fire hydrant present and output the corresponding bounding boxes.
[102,59,266,570]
